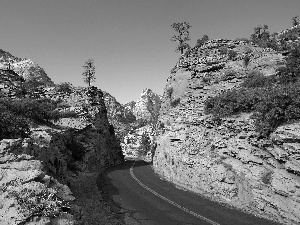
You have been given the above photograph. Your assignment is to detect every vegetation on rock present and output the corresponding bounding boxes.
[205,43,300,136]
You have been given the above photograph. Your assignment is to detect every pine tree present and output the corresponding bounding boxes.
[82,58,95,87]
[171,22,191,54]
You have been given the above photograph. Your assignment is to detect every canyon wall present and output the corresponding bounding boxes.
[153,39,300,224]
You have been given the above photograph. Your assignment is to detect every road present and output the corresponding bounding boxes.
[98,160,280,225]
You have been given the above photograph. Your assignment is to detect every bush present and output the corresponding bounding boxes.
[170,98,181,107]
[220,69,237,81]
[219,46,228,55]
[67,135,85,160]
[0,98,58,123]
[242,70,276,88]
[55,82,73,94]
[261,171,273,184]
[205,80,300,136]
[228,50,237,60]
[0,97,78,140]
[0,104,30,140]
[204,87,261,117]
[166,87,173,99]
[243,55,251,68]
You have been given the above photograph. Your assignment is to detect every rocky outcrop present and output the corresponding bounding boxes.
[0,86,124,224]
[102,91,136,142]
[132,88,161,123]
[153,39,300,224]
[0,49,54,86]
[121,125,157,162]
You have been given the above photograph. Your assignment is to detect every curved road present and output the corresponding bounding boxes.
[99,161,280,225]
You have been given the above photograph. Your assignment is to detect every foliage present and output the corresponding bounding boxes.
[219,69,237,81]
[261,171,273,184]
[166,87,173,99]
[228,50,237,60]
[243,55,251,68]
[196,35,209,47]
[170,98,181,107]
[219,46,228,55]
[66,134,85,160]
[171,22,191,54]
[16,78,45,97]
[0,104,30,140]
[205,49,300,136]
[55,82,73,94]
[292,15,299,26]
[82,58,96,87]
[0,97,77,140]
[250,25,271,48]
[241,70,276,88]
[140,132,151,154]
[9,187,68,218]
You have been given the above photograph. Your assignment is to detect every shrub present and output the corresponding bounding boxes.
[261,171,273,184]
[0,105,30,140]
[204,88,261,117]
[243,55,251,68]
[228,50,237,60]
[67,135,85,160]
[0,98,58,123]
[220,69,237,81]
[205,81,300,136]
[170,98,181,107]
[55,82,73,94]
[166,87,173,99]
[219,46,228,55]
[242,70,276,88]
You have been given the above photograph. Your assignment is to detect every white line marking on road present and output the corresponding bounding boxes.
[130,163,221,225]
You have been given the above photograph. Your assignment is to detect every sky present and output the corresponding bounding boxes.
[0,0,299,104]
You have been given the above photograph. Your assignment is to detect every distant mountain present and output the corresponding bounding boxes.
[0,49,54,86]
[103,91,136,141]
[132,88,161,123]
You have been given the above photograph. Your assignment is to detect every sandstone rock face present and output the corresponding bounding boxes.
[102,91,136,142]
[153,39,300,224]
[0,49,54,86]
[132,88,161,123]
[121,125,157,162]
[0,86,124,224]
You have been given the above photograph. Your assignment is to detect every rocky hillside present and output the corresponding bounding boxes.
[0,49,54,86]
[153,39,300,224]
[0,54,124,224]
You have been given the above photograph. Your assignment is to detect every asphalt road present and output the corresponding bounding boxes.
[99,161,281,225]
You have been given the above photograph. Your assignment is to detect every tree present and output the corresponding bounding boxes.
[250,25,273,48]
[292,16,299,26]
[196,35,209,47]
[171,22,191,54]
[82,58,95,87]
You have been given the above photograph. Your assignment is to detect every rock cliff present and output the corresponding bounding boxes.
[103,91,136,142]
[132,88,161,123]
[153,39,300,224]
[0,52,124,224]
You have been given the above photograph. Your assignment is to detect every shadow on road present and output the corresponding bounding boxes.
[96,160,151,223]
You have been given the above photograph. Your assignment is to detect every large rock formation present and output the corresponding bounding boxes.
[0,57,124,224]
[132,88,161,123]
[0,49,54,86]
[103,91,136,142]
[153,39,300,224]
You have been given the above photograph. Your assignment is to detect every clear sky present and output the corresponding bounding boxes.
[1,0,299,104]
